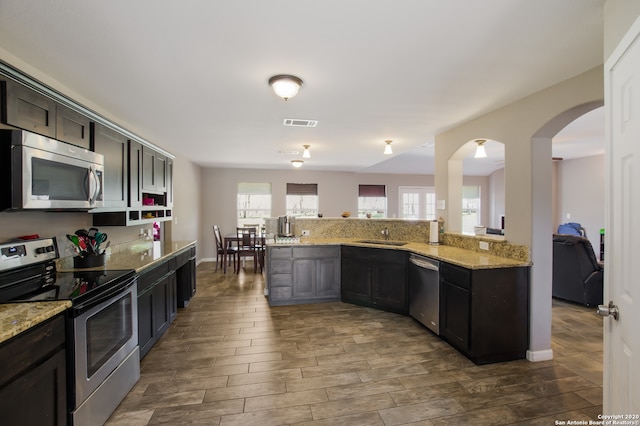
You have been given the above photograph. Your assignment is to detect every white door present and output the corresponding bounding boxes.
[398,186,436,220]
[603,15,640,415]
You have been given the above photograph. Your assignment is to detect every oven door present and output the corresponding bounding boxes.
[72,276,138,405]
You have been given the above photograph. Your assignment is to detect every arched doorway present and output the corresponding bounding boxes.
[528,100,603,361]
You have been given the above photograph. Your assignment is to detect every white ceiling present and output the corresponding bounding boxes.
[0,0,604,176]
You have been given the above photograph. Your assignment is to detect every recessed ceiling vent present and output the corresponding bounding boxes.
[283,118,318,127]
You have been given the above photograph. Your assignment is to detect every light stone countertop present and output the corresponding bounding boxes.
[0,239,196,345]
[0,301,71,344]
[268,237,531,269]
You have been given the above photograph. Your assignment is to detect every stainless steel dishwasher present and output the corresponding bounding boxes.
[408,254,440,335]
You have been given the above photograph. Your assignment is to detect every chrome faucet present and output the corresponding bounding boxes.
[381,227,390,241]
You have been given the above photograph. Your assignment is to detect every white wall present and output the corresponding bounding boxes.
[554,154,605,258]
[489,168,505,229]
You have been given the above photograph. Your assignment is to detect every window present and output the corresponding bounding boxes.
[286,183,318,217]
[358,184,386,218]
[398,186,436,220]
[237,182,271,228]
[462,185,481,234]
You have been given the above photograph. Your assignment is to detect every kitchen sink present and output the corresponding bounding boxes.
[357,239,408,246]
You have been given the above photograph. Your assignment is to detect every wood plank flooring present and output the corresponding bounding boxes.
[106,262,603,425]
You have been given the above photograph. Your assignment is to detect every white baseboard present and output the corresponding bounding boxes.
[526,349,554,362]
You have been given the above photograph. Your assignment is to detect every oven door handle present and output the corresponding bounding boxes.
[73,276,136,312]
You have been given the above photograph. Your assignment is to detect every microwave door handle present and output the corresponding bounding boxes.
[88,167,100,205]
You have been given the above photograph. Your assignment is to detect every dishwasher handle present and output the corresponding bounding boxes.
[409,255,439,271]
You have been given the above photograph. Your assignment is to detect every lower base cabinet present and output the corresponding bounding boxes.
[341,246,408,314]
[440,262,529,364]
[138,261,177,359]
[0,314,67,425]
[267,246,340,306]
[176,247,197,308]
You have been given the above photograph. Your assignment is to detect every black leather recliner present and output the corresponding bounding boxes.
[552,234,604,307]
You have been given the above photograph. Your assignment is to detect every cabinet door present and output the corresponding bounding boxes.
[141,146,156,192]
[316,257,340,298]
[1,80,56,137]
[440,280,471,352]
[94,123,128,208]
[0,349,67,426]
[166,157,174,208]
[167,271,177,323]
[371,260,408,313]
[129,140,143,208]
[153,275,171,337]
[293,258,315,299]
[138,288,155,358]
[154,153,167,193]
[56,103,91,149]
[341,252,371,303]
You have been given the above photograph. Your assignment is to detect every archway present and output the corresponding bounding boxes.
[528,100,603,361]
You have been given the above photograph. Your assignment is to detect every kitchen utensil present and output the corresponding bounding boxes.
[100,241,110,255]
[88,227,99,238]
[75,229,89,237]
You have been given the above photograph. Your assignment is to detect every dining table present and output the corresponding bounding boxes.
[223,233,266,274]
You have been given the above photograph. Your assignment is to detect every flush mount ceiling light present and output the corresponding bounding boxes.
[269,75,303,101]
[474,139,487,158]
[291,159,304,168]
[302,145,311,158]
[384,140,393,155]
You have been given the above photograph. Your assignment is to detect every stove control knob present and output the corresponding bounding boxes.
[35,247,47,254]
[46,245,55,252]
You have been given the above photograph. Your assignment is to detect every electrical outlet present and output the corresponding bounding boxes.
[479,241,489,250]
[301,230,310,236]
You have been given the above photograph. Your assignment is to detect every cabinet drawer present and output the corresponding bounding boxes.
[440,262,471,289]
[270,286,292,301]
[270,259,292,274]
[138,260,170,292]
[269,247,292,258]
[0,314,66,387]
[294,246,339,259]
[270,273,292,288]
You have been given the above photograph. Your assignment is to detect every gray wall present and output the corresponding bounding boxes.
[554,154,605,259]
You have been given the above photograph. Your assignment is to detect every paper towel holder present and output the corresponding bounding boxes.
[429,220,440,245]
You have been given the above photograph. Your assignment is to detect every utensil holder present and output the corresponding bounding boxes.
[73,253,106,268]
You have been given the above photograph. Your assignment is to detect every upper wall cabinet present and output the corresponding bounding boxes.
[1,79,92,149]
[1,79,57,138]
[56,103,92,149]
[93,123,128,208]
[142,146,167,194]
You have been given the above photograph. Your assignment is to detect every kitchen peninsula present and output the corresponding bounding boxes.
[264,217,530,365]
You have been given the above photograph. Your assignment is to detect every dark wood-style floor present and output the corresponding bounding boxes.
[106,262,603,425]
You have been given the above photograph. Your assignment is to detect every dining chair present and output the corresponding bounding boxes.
[213,225,236,273]
[235,227,260,273]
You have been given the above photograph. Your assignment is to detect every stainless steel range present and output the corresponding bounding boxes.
[0,237,139,426]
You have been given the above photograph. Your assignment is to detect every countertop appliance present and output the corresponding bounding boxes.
[0,237,138,426]
[278,215,293,237]
[0,130,104,211]
[408,254,440,335]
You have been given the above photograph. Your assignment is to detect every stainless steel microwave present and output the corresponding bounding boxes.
[0,130,104,210]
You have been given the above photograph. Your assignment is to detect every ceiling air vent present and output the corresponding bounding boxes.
[283,118,318,127]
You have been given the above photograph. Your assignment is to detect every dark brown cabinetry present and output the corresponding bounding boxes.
[93,123,128,208]
[175,246,197,308]
[138,261,177,359]
[0,313,67,425]
[439,262,529,364]
[142,146,167,194]
[341,246,408,314]
[1,79,92,149]
[56,104,91,149]
[1,79,57,138]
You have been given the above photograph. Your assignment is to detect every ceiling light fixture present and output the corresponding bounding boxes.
[302,145,311,158]
[269,74,303,101]
[384,140,393,155]
[291,159,304,168]
[474,139,487,158]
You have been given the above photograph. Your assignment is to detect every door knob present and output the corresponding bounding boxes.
[597,301,619,320]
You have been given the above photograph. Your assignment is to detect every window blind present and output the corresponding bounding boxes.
[238,182,272,195]
[359,184,386,197]
[286,183,318,195]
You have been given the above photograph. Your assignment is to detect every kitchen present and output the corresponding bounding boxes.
[0,0,638,423]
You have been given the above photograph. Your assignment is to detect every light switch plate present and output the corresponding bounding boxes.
[479,241,489,250]
[301,230,310,236]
